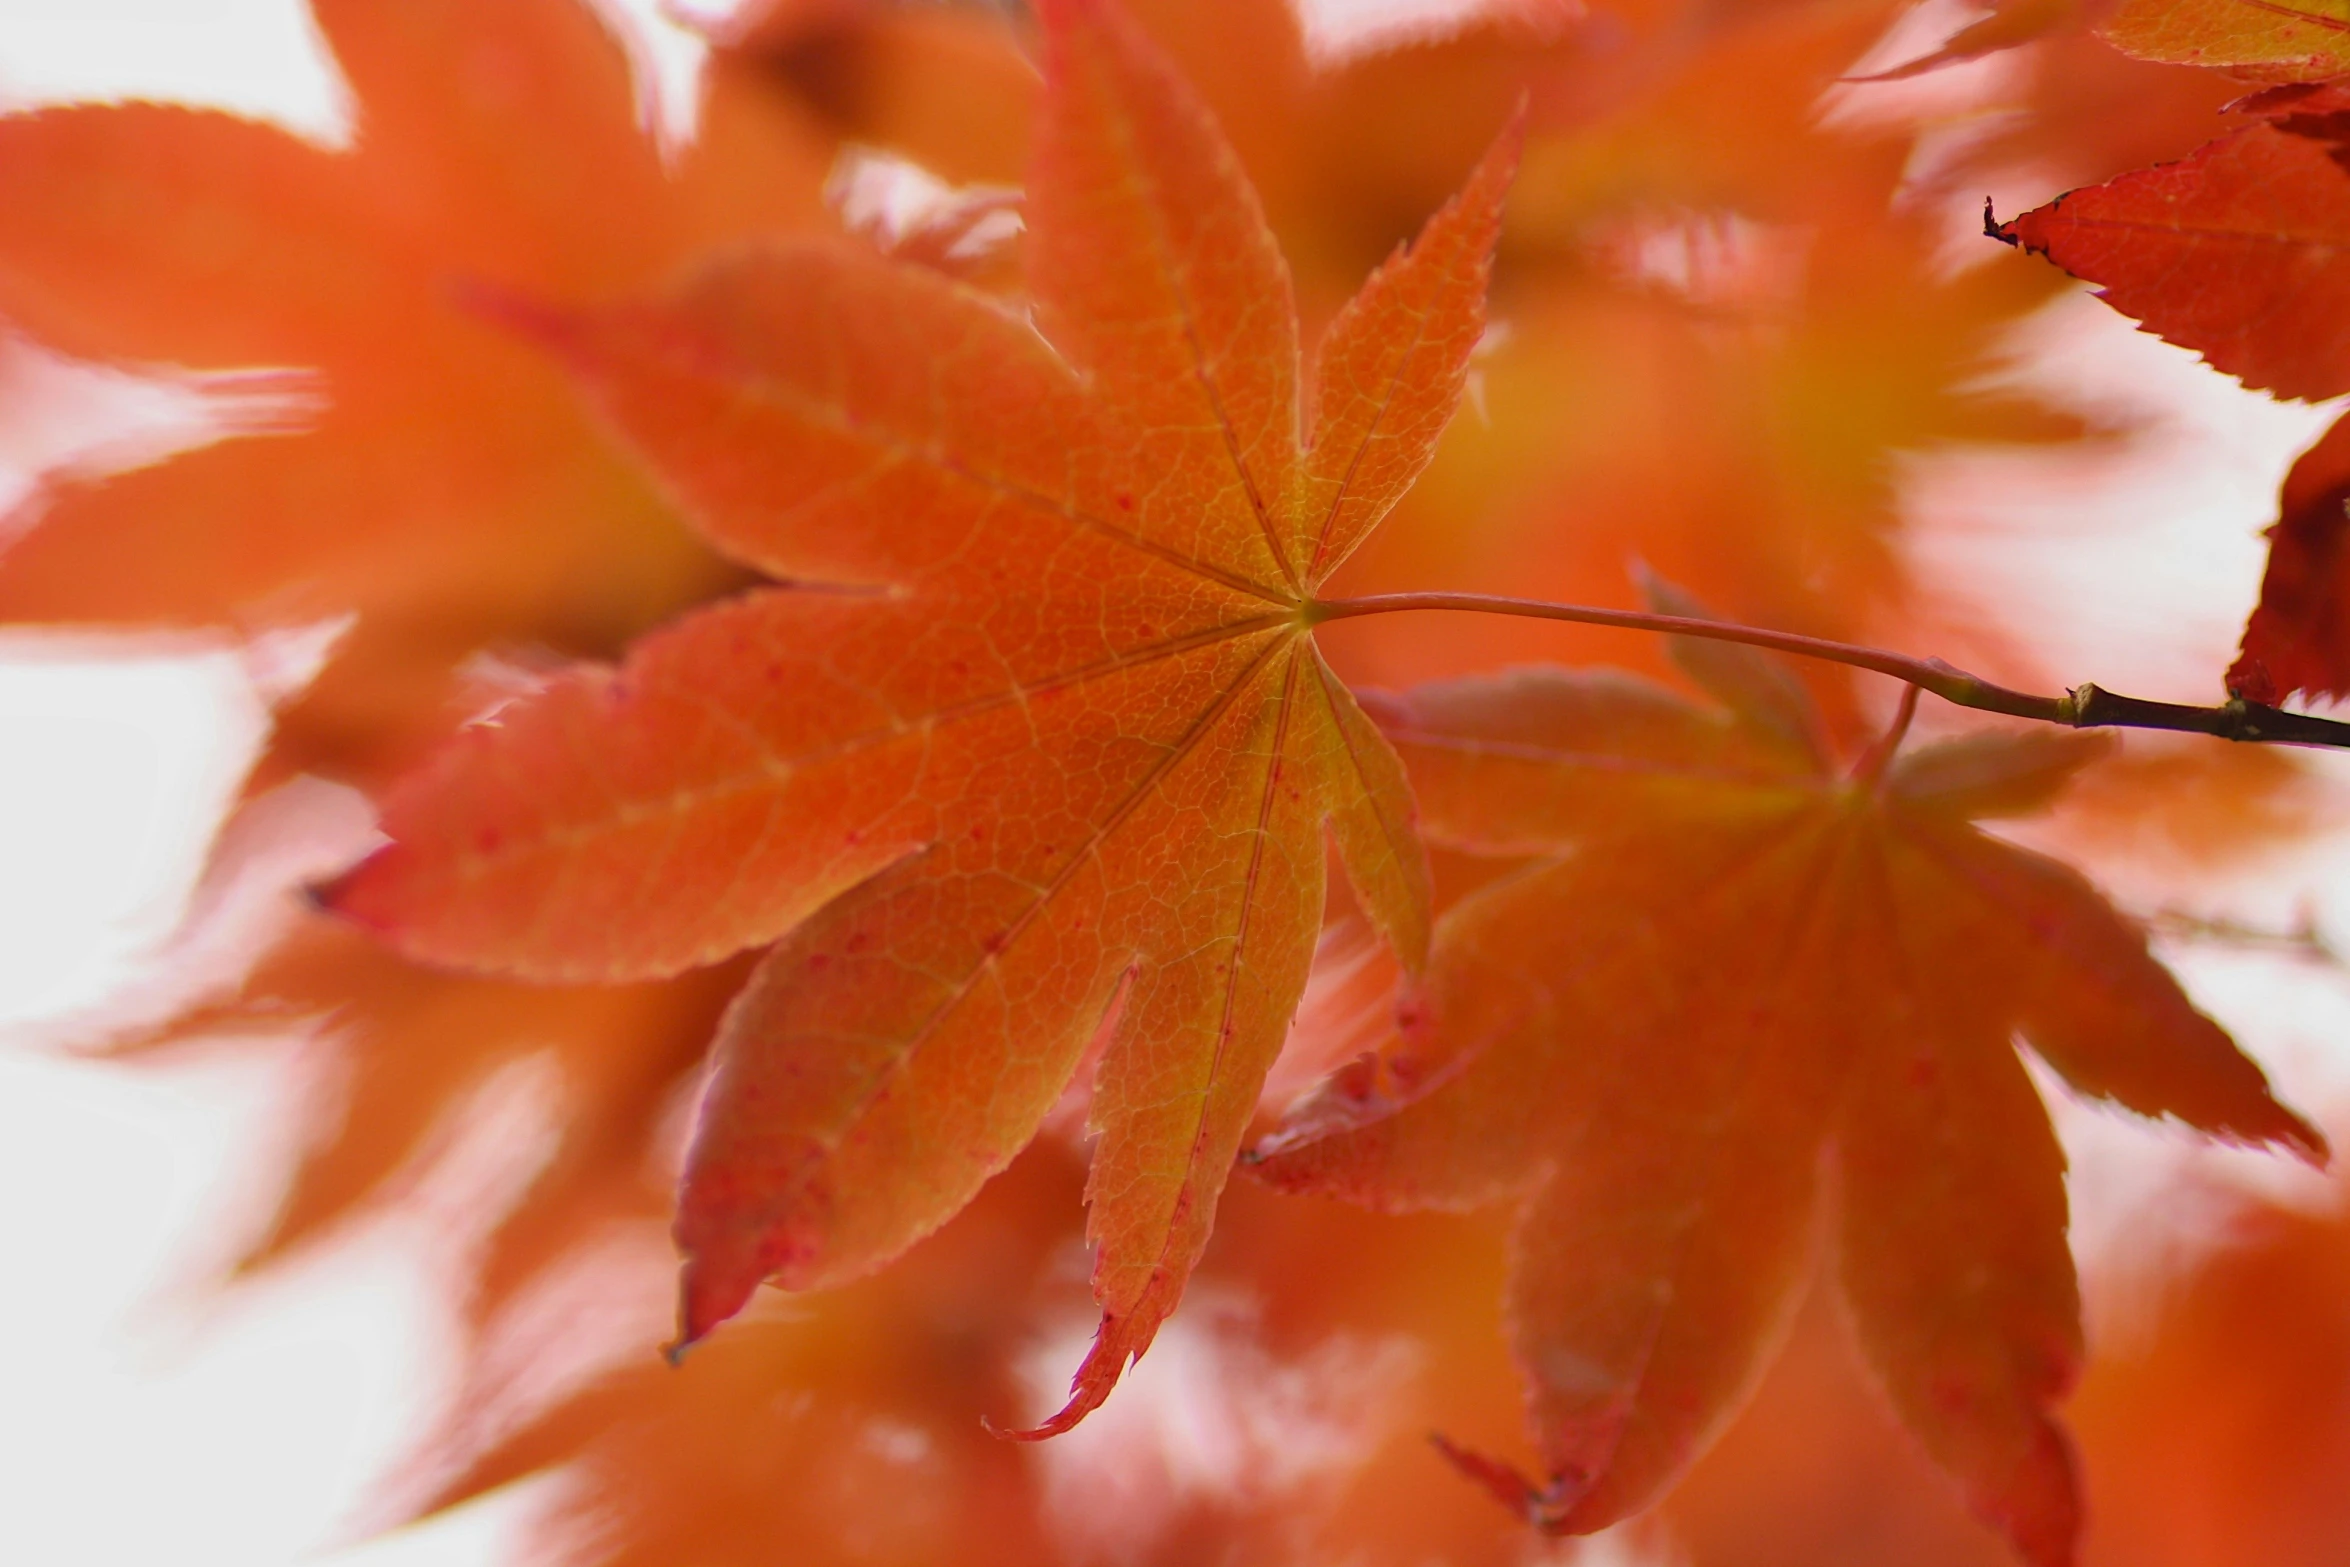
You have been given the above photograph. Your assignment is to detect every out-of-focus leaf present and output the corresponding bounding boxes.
[2230,409,2350,701]
[0,0,830,783]
[2098,0,2350,81]
[419,1147,1079,1567]
[1252,653,2320,1564]
[1857,0,2090,80]
[2071,1197,2350,1565]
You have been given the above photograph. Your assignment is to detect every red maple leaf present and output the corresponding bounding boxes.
[1250,634,2321,1566]
[324,0,1519,1433]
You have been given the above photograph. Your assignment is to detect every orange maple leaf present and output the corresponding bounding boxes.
[0,0,826,782]
[1852,0,2095,81]
[414,1144,1084,1567]
[1858,0,2350,83]
[128,908,744,1317]
[1248,644,2322,1565]
[325,0,1519,1433]
[2097,0,2350,80]
[2071,1196,2350,1565]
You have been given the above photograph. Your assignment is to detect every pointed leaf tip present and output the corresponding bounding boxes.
[1986,196,2019,245]
[1429,1432,1583,1530]
[672,1239,763,1359]
[306,851,395,934]
[1295,104,1522,588]
[997,1313,1140,1441]
[2279,1111,2331,1169]
[298,870,348,918]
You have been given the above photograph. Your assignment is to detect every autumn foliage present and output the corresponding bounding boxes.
[8,1,2350,1564]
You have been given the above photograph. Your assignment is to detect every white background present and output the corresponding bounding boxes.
[0,10,688,1567]
[1,5,2346,1567]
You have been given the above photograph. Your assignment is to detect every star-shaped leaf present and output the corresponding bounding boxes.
[1249,646,2322,1565]
[0,0,827,780]
[326,0,1519,1432]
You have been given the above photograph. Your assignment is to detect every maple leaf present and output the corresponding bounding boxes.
[409,1132,1534,1567]
[144,915,742,1316]
[2228,409,2350,702]
[60,772,734,1321]
[1949,23,2249,203]
[1992,92,2350,403]
[1871,0,2350,82]
[2070,1198,2350,1565]
[1853,0,2091,81]
[720,0,2092,743]
[1859,0,2350,83]
[0,0,827,783]
[324,0,1520,1433]
[1247,644,2322,1564]
[1994,83,2350,704]
[719,2,1042,198]
[1253,0,2099,745]
[416,1144,1084,1567]
[2097,0,2350,80]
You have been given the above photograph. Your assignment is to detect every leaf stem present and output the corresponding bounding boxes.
[1850,683,1921,786]
[1309,592,2350,750]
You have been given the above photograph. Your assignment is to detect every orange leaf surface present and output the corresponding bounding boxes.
[0,0,828,780]
[711,0,2093,737]
[1994,110,2350,401]
[325,0,1521,1433]
[2098,0,2350,80]
[1249,652,2322,1564]
[2071,1196,2350,1565]
[418,1145,1083,1567]
[151,918,741,1318]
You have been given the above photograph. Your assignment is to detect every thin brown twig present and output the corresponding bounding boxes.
[2146,905,2346,969]
[1308,592,2350,750]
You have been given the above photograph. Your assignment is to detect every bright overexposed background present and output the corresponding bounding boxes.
[3,5,2348,1567]
[0,9,693,1567]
